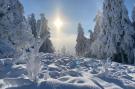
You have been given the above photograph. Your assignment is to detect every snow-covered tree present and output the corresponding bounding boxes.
[132,5,135,29]
[84,11,102,57]
[91,10,103,42]
[75,23,88,56]
[38,13,54,53]
[86,10,103,58]
[28,13,37,38]
[0,0,34,58]
[39,38,54,53]
[132,5,135,65]
[89,0,135,64]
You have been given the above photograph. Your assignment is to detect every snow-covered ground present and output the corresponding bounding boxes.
[0,53,135,89]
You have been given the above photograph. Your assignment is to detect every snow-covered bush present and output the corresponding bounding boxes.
[25,48,42,83]
[25,20,51,83]
[100,57,112,73]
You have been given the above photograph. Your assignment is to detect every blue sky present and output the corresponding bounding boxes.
[19,0,135,52]
[19,0,104,35]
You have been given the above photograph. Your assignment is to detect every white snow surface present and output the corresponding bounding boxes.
[0,53,135,89]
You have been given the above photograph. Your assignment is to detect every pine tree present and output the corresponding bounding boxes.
[39,38,54,53]
[91,10,102,42]
[89,0,135,64]
[38,13,54,53]
[75,23,88,56]
[132,5,135,27]
[38,14,50,39]
[0,0,34,58]
[132,5,135,65]
[86,10,103,58]
[28,13,37,38]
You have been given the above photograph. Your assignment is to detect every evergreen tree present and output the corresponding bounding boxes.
[28,13,37,38]
[91,10,102,42]
[132,5,135,64]
[0,0,34,58]
[38,14,54,53]
[87,10,103,58]
[39,38,54,53]
[132,5,135,31]
[75,23,88,56]
[89,0,135,64]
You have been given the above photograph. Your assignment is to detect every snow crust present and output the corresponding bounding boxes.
[0,53,134,89]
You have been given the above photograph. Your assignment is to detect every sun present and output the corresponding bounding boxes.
[54,17,63,30]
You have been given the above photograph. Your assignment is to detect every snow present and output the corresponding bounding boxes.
[0,0,135,89]
[0,53,135,89]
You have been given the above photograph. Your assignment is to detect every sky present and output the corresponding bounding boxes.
[19,0,135,54]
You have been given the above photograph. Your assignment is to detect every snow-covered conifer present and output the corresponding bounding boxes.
[28,13,37,38]
[76,23,88,56]
[38,14,54,53]
[132,5,135,28]
[89,0,135,64]
[0,0,34,58]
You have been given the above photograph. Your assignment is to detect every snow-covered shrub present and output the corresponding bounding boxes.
[25,48,42,83]
[25,21,52,83]
[99,57,112,76]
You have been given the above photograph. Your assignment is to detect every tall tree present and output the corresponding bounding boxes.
[89,0,135,64]
[132,5,135,30]
[28,13,37,38]
[38,14,54,53]
[76,23,88,56]
[0,0,34,58]
[91,10,102,42]
[86,10,103,58]
[132,6,135,64]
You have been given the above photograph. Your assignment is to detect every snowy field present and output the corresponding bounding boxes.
[0,53,135,89]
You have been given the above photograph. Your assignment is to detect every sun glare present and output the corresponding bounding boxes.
[54,17,63,30]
